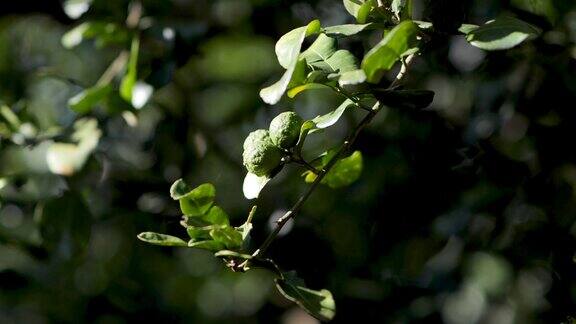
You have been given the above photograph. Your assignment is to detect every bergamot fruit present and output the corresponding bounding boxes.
[243,129,283,176]
[269,111,303,150]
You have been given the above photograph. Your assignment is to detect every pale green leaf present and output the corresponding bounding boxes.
[338,69,367,86]
[464,17,540,51]
[322,23,374,37]
[137,232,188,247]
[260,20,321,105]
[311,99,354,131]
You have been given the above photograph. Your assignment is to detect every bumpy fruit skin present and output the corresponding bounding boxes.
[243,129,282,176]
[269,112,303,150]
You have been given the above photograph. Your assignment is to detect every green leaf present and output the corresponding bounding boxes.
[178,183,217,217]
[210,226,243,249]
[170,179,192,200]
[338,69,367,86]
[287,83,331,98]
[186,226,212,242]
[373,89,435,109]
[311,99,355,132]
[458,24,479,34]
[260,20,321,105]
[300,34,359,76]
[243,172,271,200]
[188,240,226,252]
[68,84,112,114]
[120,36,140,102]
[343,0,364,18]
[322,23,374,37]
[203,206,230,226]
[361,20,419,83]
[275,272,336,321]
[463,16,541,51]
[323,151,363,188]
[137,232,188,247]
[357,0,374,24]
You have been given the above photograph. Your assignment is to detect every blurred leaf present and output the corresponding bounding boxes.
[46,118,101,176]
[362,20,419,83]
[68,84,112,114]
[338,69,367,86]
[243,172,271,200]
[357,0,375,24]
[120,36,140,102]
[373,89,434,109]
[137,232,188,247]
[391,0,406,18]
[275,272,336,321]
[209,226,243,249]
[61,22,127,49]
[260,20,321,105]
[0,105,21,131]
[63,0,93,19]
[322,23,374,37]
[323,151,363,188]
[511,0,557,23]
[178,183,217,217]
[462,16,541,51]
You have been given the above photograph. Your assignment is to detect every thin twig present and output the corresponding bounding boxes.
[250,54,417,260]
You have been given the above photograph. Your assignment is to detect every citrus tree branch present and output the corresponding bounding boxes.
[251,55,417,259]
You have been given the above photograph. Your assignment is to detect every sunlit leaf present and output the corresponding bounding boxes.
[137,232,188,247]
[311,99,355,132]
[463,16,540,51]
[260,20,321,105]
[361,20,419,83]
[243,172,271,200]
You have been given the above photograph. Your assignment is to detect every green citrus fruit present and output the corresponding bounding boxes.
[242,129,282,176]
[269,111,303,150]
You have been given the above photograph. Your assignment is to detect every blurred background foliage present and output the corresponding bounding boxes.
[0,0,575,323]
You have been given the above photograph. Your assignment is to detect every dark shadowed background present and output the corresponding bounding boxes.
[0,0,575,323]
